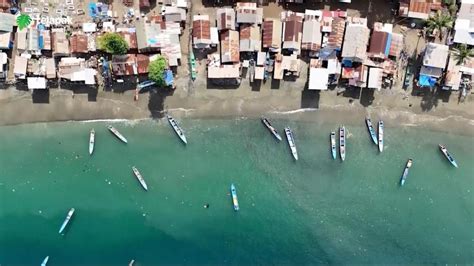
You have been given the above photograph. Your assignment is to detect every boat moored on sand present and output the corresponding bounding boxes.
[132,166,148,191]
[378,121,384,152]
[365,118,378,145]
[439,145,458,168]
[167,115,187,144]
[89,128,95,155]
[261,117,282,141]
[107,125,128,144]
[230,184,239,211]
[330,132,336,160]
[59,208,75,234]
[339,126,346,161]
[400,159,413,186]
[284,127,298,160]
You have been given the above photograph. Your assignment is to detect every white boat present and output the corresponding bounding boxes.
[330,132,336,160]
[89,128,95,155]
[365,118,378,145]
[167,115,187,144]
[107,125,128,144]
[230,184,239,211]
[41,256,49,266]
[59,208,75,234]
[400,159,413,186]
[284,127,298,160]
[439,145,458,168]
[339,126,346,161]
[378,121,384,152]
[132,166,148,191]
[261,117,282,141]
[129,259,135,266]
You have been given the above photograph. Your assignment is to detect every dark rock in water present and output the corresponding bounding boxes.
[204,203,210,209]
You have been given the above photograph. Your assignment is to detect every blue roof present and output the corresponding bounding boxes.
[418,74,436,87]
[164,70,174,86]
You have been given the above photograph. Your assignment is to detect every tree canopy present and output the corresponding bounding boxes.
[452,44,474,65]
[98,33,128,55]
[426,11,453,40]
[148,56,168,87]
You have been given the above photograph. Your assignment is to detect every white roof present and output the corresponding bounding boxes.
[367,67,383,89]
[210,27,219,45]
[423,43,449,69]
[27,77,47,89]
[13,55,27,78]
[454,18,474,45]
[327,58,341,74]
[0,52,7,64]
[208,65,240,78]
[82,23,97,33]
[257,52,266,66]
[309,68,329,90]
[255,66,264,80]
[0,32,10,49]
[342,24,370,62]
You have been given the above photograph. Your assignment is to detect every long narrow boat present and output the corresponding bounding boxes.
[41,256,49,266]
[59,208,75,234]
[339,126,346,161]
[107,125,128,144]
[230,184,239,211]
[167,115,187,144]
[400,159,413,186]
[284,127,298,160]
[330,132,336,160]
[129,259,135,266]
[365,118,378,145]
[439,145,458,168]
[89,128,95,155]
[132,166,148,191]
[378,121,384,152]
[190,51,197,81]
[261,117,282,141]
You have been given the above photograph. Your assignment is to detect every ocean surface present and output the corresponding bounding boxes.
[0,118,472,265]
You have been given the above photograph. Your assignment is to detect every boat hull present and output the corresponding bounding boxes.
[132,167,148,191]
[330,132,336,160]
[59,208,75,234]
[262,118,282,141]
[378,121,384,152]
[365,119,378,145]
[41,256,49,266]
[89,129,95,155]
[285,127,298,160]
[339,127,346,161]
[167,115,187,144]
[231,184,239,211]
[400,159,413,186]
[107,126,128,144]
[439,145,458,168]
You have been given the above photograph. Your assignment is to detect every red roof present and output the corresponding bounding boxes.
[69,35,88,54]
[262,20,273,48]
[136,54,149,74]
[193,19,211,41]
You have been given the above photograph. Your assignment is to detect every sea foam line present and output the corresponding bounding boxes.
[269,108,318,115]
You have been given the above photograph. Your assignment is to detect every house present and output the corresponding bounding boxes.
[216,8,236,31]
[208,64,241,84]
[301,18,322,53]
[193,15,211,49]
[163,0,188,9]
[52,31,70,57]
[453,1,474,45]
[117,29,138,50]
[136,54,150,74]
[45,58,56,79]
[309,59,329,90]
[389,33,404,58]
[342,65,368,87]
[341,19,370,63]
[367,67,384,90]
[220,30,239,64]
[58,57,96,85]
[16,31,27,51]
[273,53,300,79]
[0,52,7,79]
[0,0,10,12]
[0,13,15,33]
[82,23,97,33]
[136,21,162,52]
[0,32,11,50]
[112,54,137,76]
[262,18,282,52]
[326,17,346,50]
[13,56,28,79]
[135,21,181,64]
[368,31,390,59]
[163,6,187,23]
[27,29,40,53]
[70,34,89,54]
[39,29,52,50]
[239,24,261,52]
[443,56,463,91]
[236,2,263,25]
[418,42,449,87]
[282,11,304,54]
[27,77,47,90]
[398,0,442,20]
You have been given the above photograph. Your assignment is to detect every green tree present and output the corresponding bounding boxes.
[98,33,128,55]
[148,56,168,86]
[452,44,474,65]
[426,11,453,40]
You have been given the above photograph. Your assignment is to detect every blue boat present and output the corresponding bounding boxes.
[230,184,239,211]
[365,118,378,145]
[400,159,413,186]
[439,145,458,168]
[330,132,336,159]
[59,208,75,234]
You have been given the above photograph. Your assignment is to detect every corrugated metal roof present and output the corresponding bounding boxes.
[220,30,239,63]
[327,17,345,49]
[368,31,389,56]
[193,15,211,46]
[70,34,88,54]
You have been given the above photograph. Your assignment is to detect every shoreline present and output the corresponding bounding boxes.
[1,92,473,137]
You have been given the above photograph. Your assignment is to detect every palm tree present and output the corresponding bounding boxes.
[452,44,474,65]
[426,11,453,40]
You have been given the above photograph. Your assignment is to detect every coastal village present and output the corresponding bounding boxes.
[0,0,472,117]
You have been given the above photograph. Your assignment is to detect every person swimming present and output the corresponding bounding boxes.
[204,203,209,209]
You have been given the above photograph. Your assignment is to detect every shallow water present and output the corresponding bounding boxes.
[0,119,472,265]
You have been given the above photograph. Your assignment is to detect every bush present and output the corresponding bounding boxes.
[148,56,168,87]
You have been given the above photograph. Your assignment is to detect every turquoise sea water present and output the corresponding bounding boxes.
[0,118,472,265]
